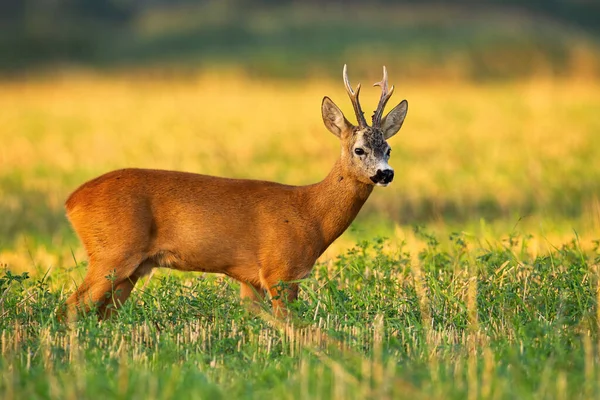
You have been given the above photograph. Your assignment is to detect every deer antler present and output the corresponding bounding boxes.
[371,66,395,127]
[343,64,368,128]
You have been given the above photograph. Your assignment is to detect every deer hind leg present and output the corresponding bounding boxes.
[97,275,140,320]
[64,255,142,321]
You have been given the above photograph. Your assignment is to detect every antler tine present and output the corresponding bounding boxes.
[371,66,395,127]
[343,64,368,128]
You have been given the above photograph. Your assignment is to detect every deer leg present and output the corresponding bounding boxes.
[269,282,299,319]
[64,274,114,321]
[64,256,141,321]
[97,275,140,320]
[259,269,299,318]
[240,282,265,313]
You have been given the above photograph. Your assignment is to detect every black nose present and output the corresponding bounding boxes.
[379,169,394,183]
[371,169,394,184]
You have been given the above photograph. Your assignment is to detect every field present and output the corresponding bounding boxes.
[2,62,600,397]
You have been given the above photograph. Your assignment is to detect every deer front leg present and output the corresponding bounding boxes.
[271,283,299,319]
[240,282,265,313]
[259,269,299,318]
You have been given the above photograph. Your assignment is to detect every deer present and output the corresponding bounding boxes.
[62,65,408,321]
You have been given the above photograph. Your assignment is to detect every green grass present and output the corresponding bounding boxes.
[2,233,600,399]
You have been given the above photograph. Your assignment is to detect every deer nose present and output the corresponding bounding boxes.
[378,169,394,184]
[371,169,394,185]
[371,168,394,185]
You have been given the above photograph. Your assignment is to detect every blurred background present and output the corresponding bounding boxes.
[1,0,600,272]
[1,0,600,79]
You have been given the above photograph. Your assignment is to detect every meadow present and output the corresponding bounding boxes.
[1,70,599,399]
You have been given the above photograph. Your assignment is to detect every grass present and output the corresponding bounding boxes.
[2,234,600,399]
[1,62,600,397]
[1,73,599,266]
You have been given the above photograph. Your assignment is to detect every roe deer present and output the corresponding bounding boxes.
[63,65,408,320]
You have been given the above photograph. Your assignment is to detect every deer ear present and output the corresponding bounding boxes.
[381,100,408,139]
[322,97,352,138]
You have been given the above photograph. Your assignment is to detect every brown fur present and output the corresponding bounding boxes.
[63,66,408,320]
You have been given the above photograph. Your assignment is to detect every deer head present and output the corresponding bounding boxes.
[321,65,408,186]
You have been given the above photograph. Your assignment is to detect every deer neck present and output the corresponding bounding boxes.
[306,158,374,250]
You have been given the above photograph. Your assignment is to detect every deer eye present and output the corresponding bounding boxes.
[386,148,391,157]
[354,148,365,156]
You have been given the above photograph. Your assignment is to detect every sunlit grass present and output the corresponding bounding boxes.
[1,72,600,272]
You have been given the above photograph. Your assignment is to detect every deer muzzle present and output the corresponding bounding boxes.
[370,168,394,186]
